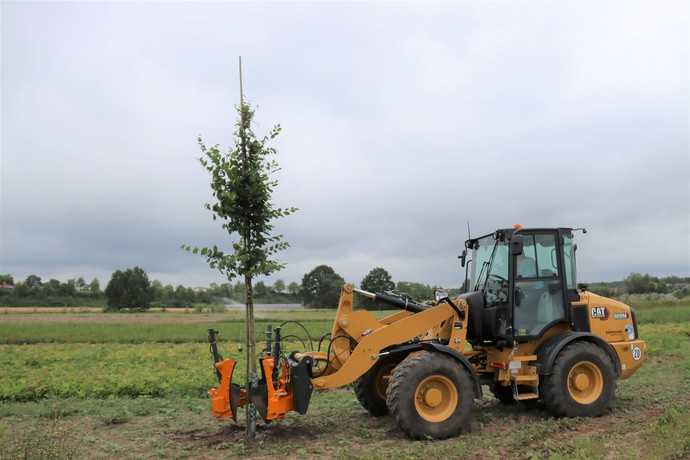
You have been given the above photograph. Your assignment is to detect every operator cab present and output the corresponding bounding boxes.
[460,226,580,347]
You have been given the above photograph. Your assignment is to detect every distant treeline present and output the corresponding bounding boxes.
[0,270,688,310]
[588,273,690,299]
[0,272,299,309]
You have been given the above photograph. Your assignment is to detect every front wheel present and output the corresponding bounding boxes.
[386,351,474,440]
[541,341,616,417]
[354,357,399,417]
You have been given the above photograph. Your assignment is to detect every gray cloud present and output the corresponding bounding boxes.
[1,1,688,288]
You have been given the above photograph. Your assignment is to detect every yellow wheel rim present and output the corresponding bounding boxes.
[414,375,458,423]
[374,363,396,401]
[567,361,604,404]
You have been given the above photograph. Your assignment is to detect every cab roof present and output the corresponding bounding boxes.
[465,227,577,248]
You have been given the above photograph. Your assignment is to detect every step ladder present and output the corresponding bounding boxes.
[510,355,539,401]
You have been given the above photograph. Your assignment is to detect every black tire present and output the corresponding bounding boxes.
[490,383,515,404]
[386,351,474,440]
[542,341,616,417]
[354,357,400,417]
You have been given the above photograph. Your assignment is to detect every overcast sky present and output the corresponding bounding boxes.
[1,1,689,288]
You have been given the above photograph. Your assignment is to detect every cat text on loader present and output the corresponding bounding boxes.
[206,226,646,439]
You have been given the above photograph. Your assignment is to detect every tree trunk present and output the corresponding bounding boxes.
[244,274,257,442]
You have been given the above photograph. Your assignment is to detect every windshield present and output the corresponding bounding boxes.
[470,235,496,290]
[469,234,509,302]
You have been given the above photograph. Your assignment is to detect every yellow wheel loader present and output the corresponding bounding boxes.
[206,226,646,439]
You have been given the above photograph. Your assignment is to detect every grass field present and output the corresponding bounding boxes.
[1,304,689,459]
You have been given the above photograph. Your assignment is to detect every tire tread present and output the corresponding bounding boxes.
[542,341,616,417]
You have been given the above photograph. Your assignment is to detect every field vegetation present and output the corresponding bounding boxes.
[0,300,688,459]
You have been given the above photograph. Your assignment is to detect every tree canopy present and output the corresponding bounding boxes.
[360,267,395,308]
[361,267,395,293]
[183,103,296,282]
[624,272,668,294]
[302,265,345,308]
[104,267,153,310]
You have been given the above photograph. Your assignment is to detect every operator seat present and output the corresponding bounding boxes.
[516,254,537,279]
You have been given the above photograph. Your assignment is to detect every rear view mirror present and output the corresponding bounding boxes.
[434,289,449,302]
[511,237,524,256]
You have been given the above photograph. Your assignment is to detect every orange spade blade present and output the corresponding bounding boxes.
[208,359,237,419]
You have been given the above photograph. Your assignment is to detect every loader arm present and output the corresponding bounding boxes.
[312,300,457,389]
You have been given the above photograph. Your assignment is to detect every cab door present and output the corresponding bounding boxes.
[512,231,568,338]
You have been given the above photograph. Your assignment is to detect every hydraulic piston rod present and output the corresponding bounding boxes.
[352,287,428,313]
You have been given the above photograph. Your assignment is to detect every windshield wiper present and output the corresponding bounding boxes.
[474,260,490,291]
[474,240,499,291]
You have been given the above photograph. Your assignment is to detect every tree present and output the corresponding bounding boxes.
[183,70,296,440]
[361,267,395,293]
[104,267,153,310]
[88,278,101,296]
[302,265,345,308]
[0,274,14,285]
[60,279,77,296]
[254,281,269,298]
[174,285,194,306]
[360,267,395,308]
[75,277,86,291]
[150,280,163,300]
[13,282,30,297]
[162,284,175,301]
[273,279,286,293]
[45,279,61,296]
[624,273,666,294]
[25,275,42,289]
[287,281,300,296]
[395,281,434,302]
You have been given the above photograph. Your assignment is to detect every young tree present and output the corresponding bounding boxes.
[183,72,296,439]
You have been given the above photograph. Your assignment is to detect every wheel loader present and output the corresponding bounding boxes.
[206,226,646,439]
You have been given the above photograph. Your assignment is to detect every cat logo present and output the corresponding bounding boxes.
[591,306,608,319]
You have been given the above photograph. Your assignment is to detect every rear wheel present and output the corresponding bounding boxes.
[386,352,474,439]
[354,357,399,417]
[542,341,615,417]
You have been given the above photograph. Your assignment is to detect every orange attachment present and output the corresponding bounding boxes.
[261,356,295,421]
[208,359,245,420]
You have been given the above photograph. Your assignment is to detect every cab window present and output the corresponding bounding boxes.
[516,235,537,279]
[513,232,565,336]
[562,233,577,290]
[534,234,558,278]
